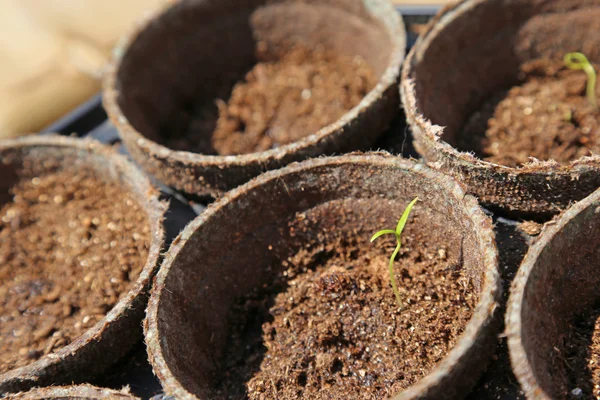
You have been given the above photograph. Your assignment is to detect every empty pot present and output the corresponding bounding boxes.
[507,187,600,399]
[0,136,165,393]
[104,0,406,198]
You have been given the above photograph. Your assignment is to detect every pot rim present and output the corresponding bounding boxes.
[103,0,406,167]
[10,384,140,399]
[0,135,166,388]
[400,0,600,177]
[144,152,501,400]
[505,187,600,400]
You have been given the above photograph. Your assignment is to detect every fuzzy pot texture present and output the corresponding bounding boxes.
[9,384,140,400]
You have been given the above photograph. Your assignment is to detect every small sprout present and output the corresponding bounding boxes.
[370,197,418,308]
[563,108,573,122]
[564,52,597,107]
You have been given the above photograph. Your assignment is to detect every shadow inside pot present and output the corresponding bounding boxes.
[215,284,277,398]
[116,3,259,155]
[562,305,600,397]
[453,90,509,158]
[154,63,256,156]
[372,112,420,159]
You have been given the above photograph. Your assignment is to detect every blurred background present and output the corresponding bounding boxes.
[0,0,444,139]
[0,0,171,138]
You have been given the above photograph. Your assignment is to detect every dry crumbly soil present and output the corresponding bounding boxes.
[459,58,600,167]
[216,231,478,399]
[0,169,150,374]
[563,307,600,399]
[163,46,376,155]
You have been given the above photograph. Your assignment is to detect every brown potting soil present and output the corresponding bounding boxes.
[216,231,477,399]
[0,169,150,374]
[563,307,600,399]
[459,58,600,167]
[164,46,376,155]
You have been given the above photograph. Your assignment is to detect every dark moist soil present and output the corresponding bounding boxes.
[164,46,376,155]
[459,58,600,167]
[216,231,477,399]
[0,169,150,374]
[563,306,600,399]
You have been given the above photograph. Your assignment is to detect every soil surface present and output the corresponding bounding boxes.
[563,306,600,399]
[0,169,150,374]
[459,58,600,167]
[163,46,376,155]
[216,231,477,399]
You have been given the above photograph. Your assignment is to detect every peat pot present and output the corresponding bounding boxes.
[104,0,406,198]
[507,187,600,399]
[401,0,600,217]
[0,136,165,393]
[145,153,501,399]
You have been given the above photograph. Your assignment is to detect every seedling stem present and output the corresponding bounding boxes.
[564,52,597,107]
[370,197,418,309]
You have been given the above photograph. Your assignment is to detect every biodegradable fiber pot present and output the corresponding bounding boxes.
[506,187,600,399]
[401,0,600,216]
[104,0,406,198]
[145,154,502,399]
[9,385,140,400]
[0,136,165,393]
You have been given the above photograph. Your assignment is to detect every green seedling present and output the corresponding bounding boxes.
[564,52,597,107]
[370,197,418,308]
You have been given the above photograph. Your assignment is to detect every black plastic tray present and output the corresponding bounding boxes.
[39,6,528,399]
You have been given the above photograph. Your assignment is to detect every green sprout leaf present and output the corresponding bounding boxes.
[370,196,419,309]
[564,52,597,107]
[395,196,419,236]
[370,229,396,242]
